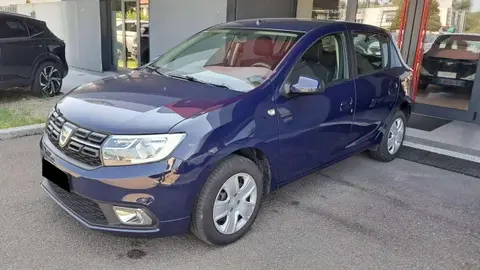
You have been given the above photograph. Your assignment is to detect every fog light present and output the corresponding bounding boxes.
[113,206,153,226]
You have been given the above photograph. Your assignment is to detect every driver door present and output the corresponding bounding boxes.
[275,33,356,182]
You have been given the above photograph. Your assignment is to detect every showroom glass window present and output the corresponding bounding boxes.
[296,0,348,20]
[415,0,480,111]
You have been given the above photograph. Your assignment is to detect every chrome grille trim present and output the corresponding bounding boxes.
[45,111,108,167]
[70,137,102,149]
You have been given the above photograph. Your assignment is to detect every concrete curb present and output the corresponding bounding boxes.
[0,124,45,140]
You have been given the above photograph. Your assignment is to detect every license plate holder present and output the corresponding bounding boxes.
[435,78,465,87]
[42,159,70,192]
[437,71,457,79]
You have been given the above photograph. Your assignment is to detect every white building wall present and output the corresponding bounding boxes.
[16,0,102,72]
[296,0,314,18]
[149,0,227,60]
[439,7,449,27]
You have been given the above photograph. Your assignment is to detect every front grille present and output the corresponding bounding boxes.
[46,111,107,167]
[49,182,108,225]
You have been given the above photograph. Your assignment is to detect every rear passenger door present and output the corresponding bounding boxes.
[348,30,399,147]
[0,16,45,82]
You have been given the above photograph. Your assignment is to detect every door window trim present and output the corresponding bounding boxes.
[279,31,352,94]
[349,30,392,79]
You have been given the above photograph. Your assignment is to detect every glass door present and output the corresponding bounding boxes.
[121,0,139,69]
[409,0,480,122]
[111,0,149,70]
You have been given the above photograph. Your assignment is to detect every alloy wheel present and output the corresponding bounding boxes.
[39,66,62,96]
[213,173,258,235]
[387,118,405,155]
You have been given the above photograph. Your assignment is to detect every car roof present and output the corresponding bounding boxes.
[214,18,338,32]
[213,18,387,35]
[436,33,480,38]
[0,11,42,23]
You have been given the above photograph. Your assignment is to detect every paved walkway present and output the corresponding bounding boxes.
[405,119,480,163]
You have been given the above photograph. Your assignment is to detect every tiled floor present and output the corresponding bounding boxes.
[415,86,472,111]
[407,120,480,152]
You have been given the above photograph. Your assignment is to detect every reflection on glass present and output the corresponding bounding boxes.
[417,34,479,110]
[112,0,125,69]
[138,0,150,66]
[356,0,401,30]
[296,0,347,21]
[415,0,479,111]
[122,1,138,69]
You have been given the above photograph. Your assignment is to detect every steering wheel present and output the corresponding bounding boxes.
[251,62,272,69]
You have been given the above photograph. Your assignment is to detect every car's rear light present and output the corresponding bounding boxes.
[400,71,413,98]
[420,67,432,75]
[462,73,476,81]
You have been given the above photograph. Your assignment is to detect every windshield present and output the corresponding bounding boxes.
[151,28,303,92]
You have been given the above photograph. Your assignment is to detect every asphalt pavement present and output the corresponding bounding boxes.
[1,135,479,269]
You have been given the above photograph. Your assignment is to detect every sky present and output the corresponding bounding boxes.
[472,0,480,11]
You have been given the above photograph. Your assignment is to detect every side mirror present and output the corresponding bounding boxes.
[290,76,325,95]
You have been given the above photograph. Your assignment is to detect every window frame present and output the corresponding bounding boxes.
[0,17,31,40]
[349,30,392,78]
[280,31,351,93]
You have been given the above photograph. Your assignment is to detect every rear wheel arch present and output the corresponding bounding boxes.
[31,53,63,80]
[399,99,412,119]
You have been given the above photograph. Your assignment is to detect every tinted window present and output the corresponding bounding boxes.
[435,35,480,53]
[0,18,29,38]
[285,33,346,87]
[27,22,43,37]
[352,32,390,75]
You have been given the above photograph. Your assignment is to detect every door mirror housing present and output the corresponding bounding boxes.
[290,76,325,95]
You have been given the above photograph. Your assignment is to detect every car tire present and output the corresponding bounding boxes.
[32,61,63,97]
[369,110,406,162]
[191,154,264,246]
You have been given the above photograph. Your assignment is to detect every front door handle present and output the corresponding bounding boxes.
[340,97,353,112]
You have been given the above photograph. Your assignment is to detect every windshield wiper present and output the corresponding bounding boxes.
[168,74,231,89]
[142,65,166,77]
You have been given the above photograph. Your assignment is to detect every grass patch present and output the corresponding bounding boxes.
[0,108,45,129]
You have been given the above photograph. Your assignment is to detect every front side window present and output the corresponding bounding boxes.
[151,28,303,92]
[0,18,29,38]
[283,33,347,89]
[352,32,390,76]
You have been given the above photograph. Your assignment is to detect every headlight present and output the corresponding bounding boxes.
[101,133,185,166]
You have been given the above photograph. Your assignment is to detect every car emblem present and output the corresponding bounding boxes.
[59,124,74,148]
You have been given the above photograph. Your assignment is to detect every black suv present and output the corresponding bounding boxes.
[0,12,68,97]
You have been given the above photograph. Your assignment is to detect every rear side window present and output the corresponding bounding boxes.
[0,18,29,38]
[352,32,390,76]
[27,22,44,37]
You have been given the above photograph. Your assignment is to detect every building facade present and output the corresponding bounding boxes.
[0,0,479,124]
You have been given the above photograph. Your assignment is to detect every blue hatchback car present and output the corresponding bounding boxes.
[40,19,412,246]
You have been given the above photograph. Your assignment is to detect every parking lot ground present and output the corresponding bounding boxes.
[1,135,479,269]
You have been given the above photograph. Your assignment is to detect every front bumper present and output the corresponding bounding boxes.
[420,75,474,88]
[40,134,202,237]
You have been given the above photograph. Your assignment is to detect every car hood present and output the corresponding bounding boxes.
[56,71,242,134]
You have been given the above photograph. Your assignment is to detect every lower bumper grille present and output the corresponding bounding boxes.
[49,182,108,225]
